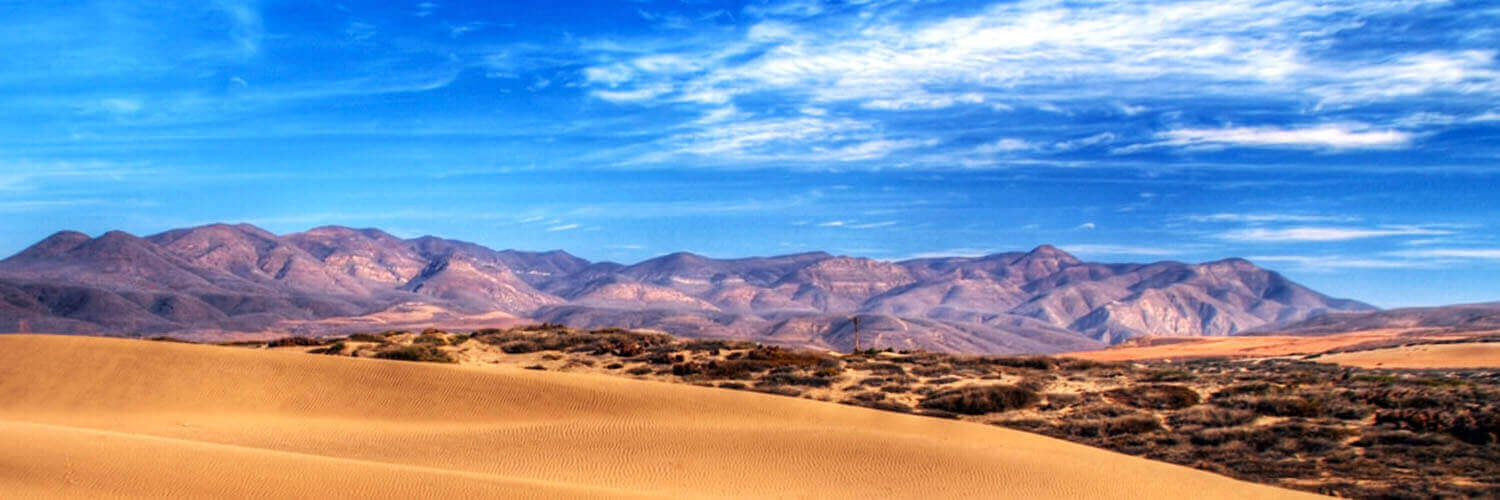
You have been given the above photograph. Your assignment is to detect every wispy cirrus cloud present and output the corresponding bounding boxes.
[1247,254,1433,271]
[1389,248,1500,261]
[1218,226,1451,243]
[1185,213,1360,223]
[1153,124,1413,150]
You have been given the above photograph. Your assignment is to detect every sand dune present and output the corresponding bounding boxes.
[0,335,1314,499]
[1317,342,1500,369]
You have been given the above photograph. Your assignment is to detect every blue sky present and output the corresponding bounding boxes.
[2,0,1499,308]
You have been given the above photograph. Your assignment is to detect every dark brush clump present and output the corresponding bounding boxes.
[919,384,1040,415]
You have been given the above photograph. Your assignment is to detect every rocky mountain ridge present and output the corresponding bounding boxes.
[0,224,1376,354]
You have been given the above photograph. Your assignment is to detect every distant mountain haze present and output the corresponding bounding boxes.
[0,224,1376,354]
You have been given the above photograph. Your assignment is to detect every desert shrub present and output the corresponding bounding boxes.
[347,333,385,343]
[920,384,1040,415]
[1358,387,1448,410]
[864,363,907,375]
[846,391,886,403]
[717,382,747,390]
[413,334,448,344]
[625,366,654,376]
[499,340,539,354]
[743,346,838,368]
[929,376,962,385]
[1065,414,1161,437]
[995,418,1050,431]
[1210,382,1277,400]
[524,364,546,370]
[604,362,624,369]
[1042,392,1082,409]
[474,327,675,357]
[268,336,323,347]
[1016,375,1054,393]
[758,372,838,387]
[311,341,346,355]
[1353,429,1448,447]
[753,385,805,397]
[881,384,910,393]
[541,353,563,361]
[990,356,1057,371]
[1190,422,1350,452]
[1070,403,1139,419]
[814,366,842,377]
[1219,395,1328,418]
[1106,384,1201,410]
[858,376,887,386]
[671,362,704,377]
[1375,407,1500,445]
[1142,368,1195,382]
[912,364,954,377]
[1168,407,1256,428]
[373,345,454,363]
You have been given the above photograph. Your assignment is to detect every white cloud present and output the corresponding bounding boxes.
[1157,124,1412,150]
[1055,132,1116,151]
[1218,226,1450,242]
[1186,213,1359,223]
[99,98,143,114]
[817,220,845,227]
[1388,248,1500,260]
[546,223,580,232]
[975,138,1034,153]
[847,220,897,229]
[1075,222,1096,230]
[1247,255,1429,271]
[591,85,672,103]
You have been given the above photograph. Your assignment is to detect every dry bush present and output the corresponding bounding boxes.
[373,345,454,363]
[347,333,385,343]
[1106,384,1201,410]
[1064,414,1162,437]
[911,364,955,377]
[1375,407,1500,445]
[268,336,323,347]
[920,384,1040,415]
[758,372,839,388]
[1042,392,1082,410]
[1168,406,1255,428]
[990,356,1057,371]
[310,341,346,355]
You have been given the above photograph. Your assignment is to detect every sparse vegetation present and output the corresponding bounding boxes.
[373,345,454,363]
[921,385,1040,415]
[262,325,1500,498]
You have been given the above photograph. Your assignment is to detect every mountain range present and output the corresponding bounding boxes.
[0,224,1376,354]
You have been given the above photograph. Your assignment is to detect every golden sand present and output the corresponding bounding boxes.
[0,334,1316,499]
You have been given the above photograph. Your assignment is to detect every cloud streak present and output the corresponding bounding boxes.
[1218,226,1451,243]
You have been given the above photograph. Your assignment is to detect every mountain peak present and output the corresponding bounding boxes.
[1023,244,1080,263]
[5,230,92,261]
